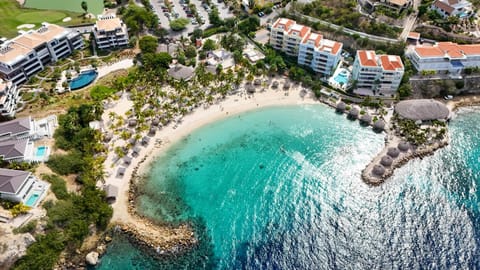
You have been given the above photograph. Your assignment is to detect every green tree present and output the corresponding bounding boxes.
[209,7,222,26]
[202,39,217,51]
[170,18,190,31]
[139,35,158,54]
[184,45,197,58]
[81,1,88,14]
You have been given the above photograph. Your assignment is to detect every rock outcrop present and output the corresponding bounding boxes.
[85,251,99,265]
[0,231,35,269]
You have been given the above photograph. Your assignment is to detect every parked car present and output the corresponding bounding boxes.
[187,13,194,17]
[258,12,264,17]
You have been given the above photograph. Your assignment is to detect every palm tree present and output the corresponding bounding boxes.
[81,1,88,15]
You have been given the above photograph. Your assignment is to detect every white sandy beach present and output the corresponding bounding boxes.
[101,82,322,224]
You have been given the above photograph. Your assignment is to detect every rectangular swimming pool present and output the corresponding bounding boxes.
[35,146,47,159]
[25,193,40,207]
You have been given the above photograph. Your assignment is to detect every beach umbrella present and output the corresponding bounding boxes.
[398,141,410,152]
[380,155,393,167]
[372,165,385,176]
[123,156,132,165]
[336,102,346,112]
[373,119,386,131]
[149,126,157,136]
[283,82,291,90]
[387,147,400,158]
[103,133,113,142]
[348,107,359,119]
[246,84,256,93]
[360,113,372,125]
[254,79,262,86]
[128,119,137,127]
[272,81,279,88]
[152,118,160,126]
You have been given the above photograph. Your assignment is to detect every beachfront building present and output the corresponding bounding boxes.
[0,116,57,141]
[206,49,235,73]
[430,0,473,18]
[0,80,20,118]
[297,32,342,77]
[352,50,404,96]
[0,168,48,207]
[93,14,129,50]
[270,18,343,76]
[408,42,480,76]
[168,64,195,81]
[0,23,84,86]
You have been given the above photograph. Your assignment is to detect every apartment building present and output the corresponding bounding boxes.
[0,80,19,118]
[431,0,473,18]
[408,42,480,75]
[297,32,342,77]
[0,23,83,86]
[270,18,342,76]
[93,14,129,50]
[352,50,404,96]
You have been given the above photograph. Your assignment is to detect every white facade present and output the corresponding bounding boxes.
[297,32,342,77]
[93,14,129,50]
[0,23,84,86]
[0,80,20,118]
[352,50,404,96]
[270,18,343,76]
[408,42,480,75]
[431,0,473,18]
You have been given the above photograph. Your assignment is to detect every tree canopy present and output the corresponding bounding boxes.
[170,18,190,31]
[139,35,158,54]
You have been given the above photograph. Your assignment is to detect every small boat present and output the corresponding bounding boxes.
[280,146,286,153]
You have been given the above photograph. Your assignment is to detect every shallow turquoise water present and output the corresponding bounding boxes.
[96,105,480,269]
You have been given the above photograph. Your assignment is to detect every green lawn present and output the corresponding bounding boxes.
[0,0,96,38]
[25,0,104,17]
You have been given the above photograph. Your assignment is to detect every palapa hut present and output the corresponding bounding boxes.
[395,99,449,122]
[380,155,393,167]
[117,167,126,177]
[254,79,262,86]
[348,107,359,119]
[128,138,136,145]
[372,164,385,176]
[398,141,410,152]
[336,102,346,113]
[246,84,256,93]
[103,132,113,142]
[373,119,386,131]
[387,147,400,158]
[104,184,119,203]
[283,81,291,90]
[141,136,151,146]
[123,156,132,165]
[132,145,142,157]
[149,126,156,136]
[151,118,160,126]
[360,113,372,125]
[128,119,137,127]
[272,81,279,88]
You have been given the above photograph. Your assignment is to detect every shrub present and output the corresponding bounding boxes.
[170,18,189,31]
[47,151,85,175]
[90,85,116,101]
[13,220,37,234]
[10,203,30,217]
[42,174,69,200]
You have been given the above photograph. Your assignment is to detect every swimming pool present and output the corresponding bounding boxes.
[25,193,40,207]
[333,70,349,85]
[69,70,98,90]
[35,146,48,160]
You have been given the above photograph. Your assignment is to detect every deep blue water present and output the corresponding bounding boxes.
[96,105,480,269]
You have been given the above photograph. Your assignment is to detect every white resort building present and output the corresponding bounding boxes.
[0,168,48,207]
[0,80,20,118]
[430,0,473,18]
[352,50,404,96]
[408,42,480,76]
[93,14,129,50]
[0,23,84,86]
[270,18,343,77]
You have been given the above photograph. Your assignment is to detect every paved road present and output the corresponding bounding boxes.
[290,10,399,44]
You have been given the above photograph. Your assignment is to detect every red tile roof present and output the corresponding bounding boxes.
[407,32,420,40]
[357,50,378,67]
[379,55,404,71]
[414,46,445,57]
[302,32,322,47]
[272,18,295,30]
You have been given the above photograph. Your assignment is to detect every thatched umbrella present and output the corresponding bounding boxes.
[398,141,410,152]
[373,119,385,131]
[103,133,113,142]
[348,107,359,119]
[104,184,119,203]
[152,118,160,126]
[283,82,291,90]
[336,102,346,112]
[380,155,393,167]
[128,119,137,127]
[360,113,372,125]
[123,156,132,165]
[141,136,151,146]
[254,79,262,86]
[132,145,142,157]
[387,147,400,158]
[246,84,256,93]
[372,165,385,176]
[149,126,156,136]
[272,81,279,88]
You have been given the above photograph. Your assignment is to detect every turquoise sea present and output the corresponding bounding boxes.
[96,105,480,269]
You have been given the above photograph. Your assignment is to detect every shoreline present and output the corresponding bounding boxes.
[100,81,321,257]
